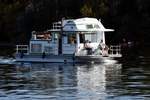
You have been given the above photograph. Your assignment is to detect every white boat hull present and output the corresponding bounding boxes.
[15,54,121,63]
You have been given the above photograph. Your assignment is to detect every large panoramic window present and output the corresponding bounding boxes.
[85,33,97,43]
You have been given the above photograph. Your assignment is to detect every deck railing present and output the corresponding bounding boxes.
[109,45,121,55]
[75,45,121,56]
[16,45,29,54]
[52,22,61,29]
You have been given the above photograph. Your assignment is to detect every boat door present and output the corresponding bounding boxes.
[62,33,76,55]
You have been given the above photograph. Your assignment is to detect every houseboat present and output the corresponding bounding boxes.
[15,17,122,63]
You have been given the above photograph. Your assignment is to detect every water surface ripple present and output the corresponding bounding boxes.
[0,56,150,100]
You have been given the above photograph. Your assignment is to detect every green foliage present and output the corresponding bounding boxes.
[0,0,150,44]
[0,0,29,43]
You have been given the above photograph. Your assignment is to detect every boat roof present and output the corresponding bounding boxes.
[49,17,114,32]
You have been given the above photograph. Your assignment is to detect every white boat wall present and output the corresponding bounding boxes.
[15,17,122,63]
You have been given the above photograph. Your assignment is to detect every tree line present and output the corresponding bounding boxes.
[0,0,150,45]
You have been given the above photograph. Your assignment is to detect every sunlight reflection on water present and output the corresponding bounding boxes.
[0,56,150,100]
[0,61,121,100]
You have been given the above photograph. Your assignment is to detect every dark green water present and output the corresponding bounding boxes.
[0,47,150,100]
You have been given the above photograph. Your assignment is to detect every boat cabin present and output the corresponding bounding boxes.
[54,18,113,55]
[29,30,59,55]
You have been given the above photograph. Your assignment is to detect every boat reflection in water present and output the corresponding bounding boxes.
[77,63,122,100]
[8,61,122,100]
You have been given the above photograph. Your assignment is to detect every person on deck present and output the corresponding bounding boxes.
[84,40,93,55]
[99,40,109,56]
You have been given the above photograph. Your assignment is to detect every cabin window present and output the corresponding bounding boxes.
[91,33,97,42]
[94,24,100,29]
[53,33,58,42]
[79,33,85,43]
[54,33,58,39]
[31,44,42,53]
[86,24,93,29]
[97,32,103,42]
[67,33,76,44]
[79,33,99,43]
[63,36,68,44]
[85,33,97,42]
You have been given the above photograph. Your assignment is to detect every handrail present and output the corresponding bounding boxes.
[16,45,29,54]
[109,45,121,55]
[52,22,61,29]
[75,45,121,57]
